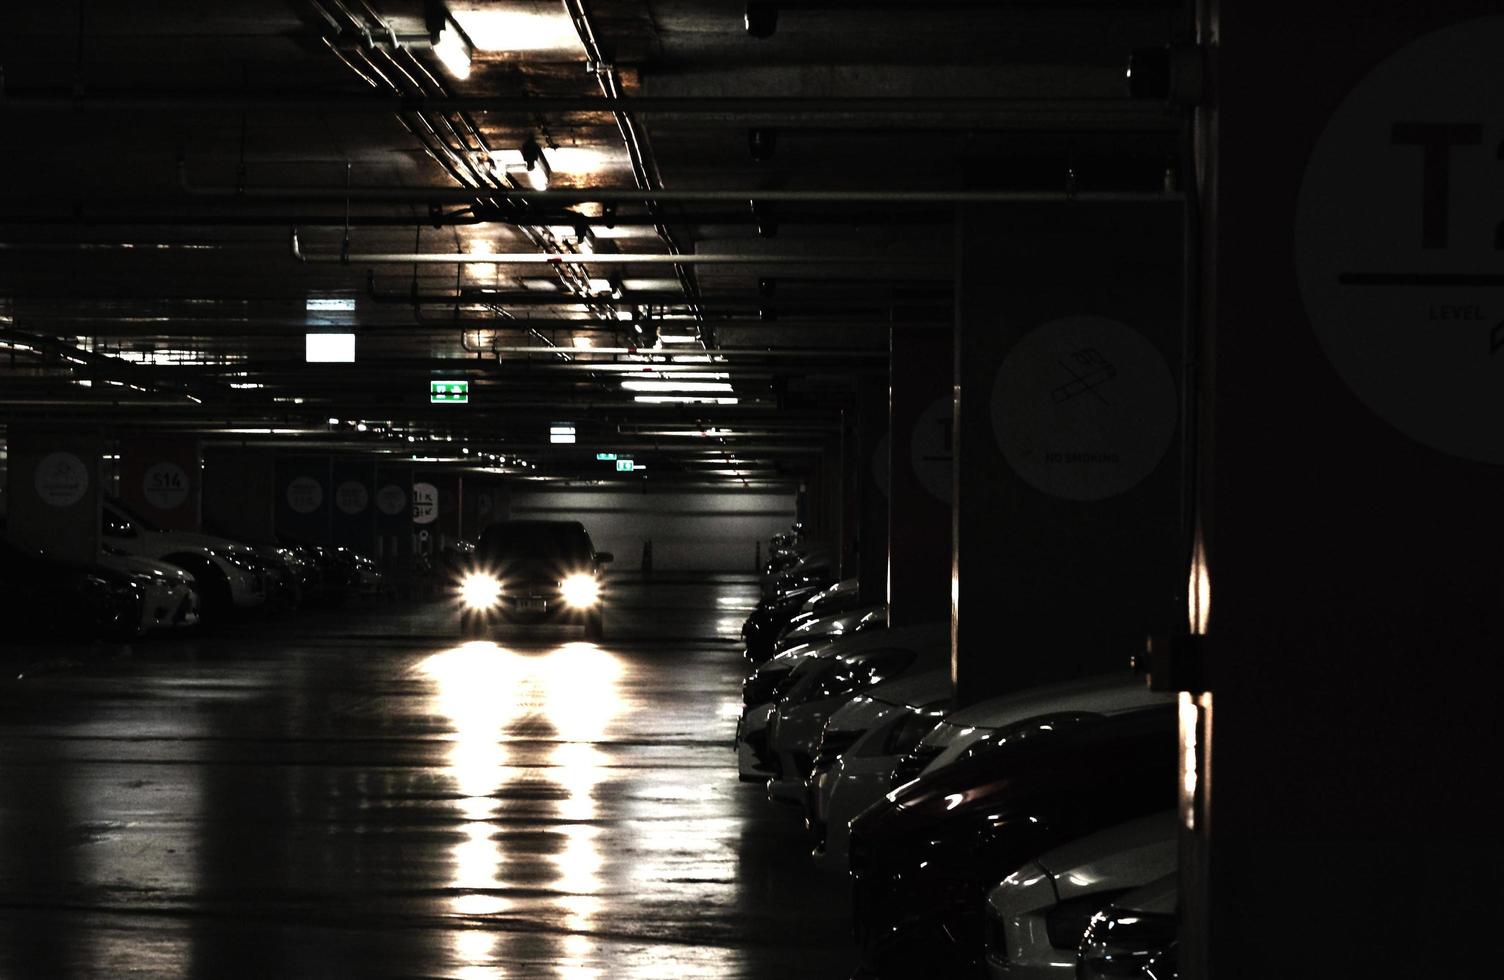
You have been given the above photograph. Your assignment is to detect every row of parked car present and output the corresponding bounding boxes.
[738,532,1180,978]
[0,498,384,644]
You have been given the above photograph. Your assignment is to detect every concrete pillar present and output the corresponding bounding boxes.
[856,376,890,607]
[4,426,102,564]
[888,326,952,627]
[275,456,333,546]
[203,449,275,543]
[461,479,508,539]
[330,460,377,554]
[1187,5,1504,977]
[118,436,202,532]
[953,203,1184,704]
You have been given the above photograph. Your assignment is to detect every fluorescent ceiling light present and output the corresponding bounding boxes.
[488,146,611,177]
[572,336,593,349]
[620,381,734,393]
[549,423,576,444]
[633,395,740,405]
[657,334,699,345]
[433,22,472,79]
[305,296,355,312]
[451,6,581,52]
[306,333,356,363]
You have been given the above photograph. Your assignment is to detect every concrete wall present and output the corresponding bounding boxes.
[508,487,796,572]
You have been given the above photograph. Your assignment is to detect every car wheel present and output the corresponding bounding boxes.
[585,609,605,642]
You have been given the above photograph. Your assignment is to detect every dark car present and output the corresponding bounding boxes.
[0,538,144,643]
[847,705,1176,978]
[458,520,613,640]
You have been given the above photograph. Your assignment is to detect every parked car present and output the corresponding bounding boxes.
[984,811,1176,979]
[458,520,613,640]
[808,668,952,873]
[103,499,265,619]
[776,604,886,653]
[893,672,1173,786]
[1077,873,1178,980]
[736,622,894,783]
[0,538,144,642]
[847,705,1177,978]
[743,577,862,665]
[98,546,201,633]
[762,547,835,599]
[764,621,949,804]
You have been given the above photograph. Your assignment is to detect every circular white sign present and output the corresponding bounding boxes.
[142,462,190,511]
[285,476,324,515]
[1295,16,1504,463]
[34,452,89,507]
[991,315,1177,501]
[375,484,407,517]
[909,396,953,506]
[335,480,369,515]
[412,481,439,525]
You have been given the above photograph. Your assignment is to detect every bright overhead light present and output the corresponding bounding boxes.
[305,333,355,363]
[450,6,581,53]
[634,395,740,405]
[657,333,698,345]
[305,295,355,312]
[550,423,576,445]
[488,145,610,177]
[432,21,473,79]
[622,384,733,396]
[572,336,594,349]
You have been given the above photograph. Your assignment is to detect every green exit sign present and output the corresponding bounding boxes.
[430,380,469,404]
[615,458,636,472]
[596,452,617,461]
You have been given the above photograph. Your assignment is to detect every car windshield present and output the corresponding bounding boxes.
[478,522,592,564]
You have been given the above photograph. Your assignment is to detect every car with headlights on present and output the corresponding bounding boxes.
[984,811,1175,979]
[847,705,1176,979]
[458,520,613,640]
[103,499,264,621]
[764,620,949,805]
[1077,872,1178,980]
[807,668,952,873]
[99,546,201,634]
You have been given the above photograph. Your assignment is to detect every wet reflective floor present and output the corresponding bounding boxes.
[0,575,855,979]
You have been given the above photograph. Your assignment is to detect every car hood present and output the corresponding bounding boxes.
[1035,810,1177,903]
[778,604,885,645]
[98,553,194,584]
[864,666,953,710]
[148,529,253,556]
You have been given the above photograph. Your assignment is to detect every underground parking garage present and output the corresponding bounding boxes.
[1,1,1501,977]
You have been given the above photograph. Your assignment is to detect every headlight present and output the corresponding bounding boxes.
[460,573,503,609]
[560,572,600,608]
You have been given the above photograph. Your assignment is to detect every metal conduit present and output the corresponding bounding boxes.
[3,94,1139,115]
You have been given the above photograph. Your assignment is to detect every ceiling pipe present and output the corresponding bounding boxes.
[5,92,1142,115]
[289,228,945,266]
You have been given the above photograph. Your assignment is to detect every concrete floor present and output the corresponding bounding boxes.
[0,575,855,979]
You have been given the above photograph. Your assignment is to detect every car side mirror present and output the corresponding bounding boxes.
[596,552,614,564]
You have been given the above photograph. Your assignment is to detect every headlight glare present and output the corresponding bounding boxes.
[560,573,600,608]
[460,573,503,609]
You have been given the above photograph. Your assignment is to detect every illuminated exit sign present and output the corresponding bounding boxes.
[595,452,617,461]
[430,380,469,404]
[615,458,636,472]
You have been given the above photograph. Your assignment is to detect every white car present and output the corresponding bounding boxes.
[808,667,952,873]
[904,672,1174,782]
[736,621,895,783]
[984,811,1176,979]
[98,548,201,634]
[103,501,265,616]
[1076,872,1178,980]
[764,621,949,805]
[775,604,886,653]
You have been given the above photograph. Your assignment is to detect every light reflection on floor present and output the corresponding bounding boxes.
[420,640,623,977]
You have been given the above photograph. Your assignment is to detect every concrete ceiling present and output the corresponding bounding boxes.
[0,0,1183,487]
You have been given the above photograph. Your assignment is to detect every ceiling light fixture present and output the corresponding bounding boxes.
[424,2,474,80]
[520,137,551,191]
